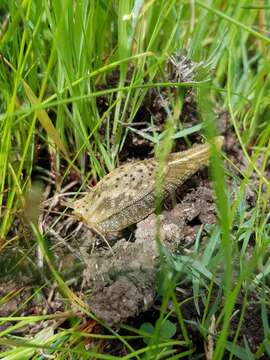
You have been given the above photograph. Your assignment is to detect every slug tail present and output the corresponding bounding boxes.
[167,136,224,181]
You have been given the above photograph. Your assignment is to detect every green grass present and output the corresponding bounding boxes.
[1,0,270,359]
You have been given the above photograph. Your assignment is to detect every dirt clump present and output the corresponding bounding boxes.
[82,181,217,326]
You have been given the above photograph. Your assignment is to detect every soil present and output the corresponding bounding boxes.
[2,56,270,358]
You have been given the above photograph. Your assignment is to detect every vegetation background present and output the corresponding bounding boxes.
[0,0,270,359]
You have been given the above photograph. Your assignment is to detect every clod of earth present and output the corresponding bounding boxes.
[73,136,224,236]
[83,184,219,327]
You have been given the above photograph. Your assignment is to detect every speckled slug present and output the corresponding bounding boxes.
[73,136,224,235]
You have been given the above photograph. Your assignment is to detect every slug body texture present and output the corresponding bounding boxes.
[74,137,224,235]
